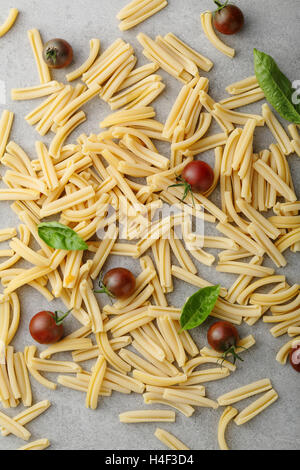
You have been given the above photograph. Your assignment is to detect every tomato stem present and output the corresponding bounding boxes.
[223,345,244,364]
[168,176,195,206]
[46,47,58,65]
[94,274,115,299]
[53,309,72,326]
[214,0,229,11]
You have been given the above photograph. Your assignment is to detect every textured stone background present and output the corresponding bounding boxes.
[1,0,299,450]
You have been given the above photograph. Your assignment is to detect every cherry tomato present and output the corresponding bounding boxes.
[213,2,244,35]
[29,310,71,344]
[43,39,73,69]
[95,268,136,299]
[207,321,243,363]
[290,343,300,372]
[182,161,214,193]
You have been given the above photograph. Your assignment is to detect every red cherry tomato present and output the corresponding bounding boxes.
[213,2,244,35]
[207,321,243,363]
[29,310,71,344]
[290,343,300,372]
[96,268,136,299]
[43,38,73,69]
[182,161,214,194]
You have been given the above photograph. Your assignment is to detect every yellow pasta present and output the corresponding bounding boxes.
[86,355,107,409]
[218,406,238,451]
[119,409,175,423]
[0,8,19,38]
[234,389,278,425]
[155,428,189,450]
[217,379,272,406]
[0,110,14,159]
[201,11,235,58]
[18,439,50,451]
[118,0,168,31]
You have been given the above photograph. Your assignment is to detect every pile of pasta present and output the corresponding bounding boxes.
[0,26,299,451]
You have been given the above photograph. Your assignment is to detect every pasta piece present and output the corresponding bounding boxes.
[237,275,285,305]
[163,389,218,409]
[247,223,287,268]
[14,352,32,407]
[185,133,228,155]
[214,103,264,127]
[0,8,19,37]
[288,327,300,337]
[201,11,235,58]
[118,0,168,31]
[39,338,93,360]
[250,284,299,306]
[24,346,57,391]
[234,389,278,426]
[18,439,50,451]
[216,222,265,256]
[0,411,31,441]
[226,76,259,94]
[27,29,51,83]
[232,119,257,171]
[96,332,131,373]
[183,368,230,385]
[276,332,300,359]
[218,406,238,451]
[220,88,265,110]
[80,280,103,333]
[216,261,273,278]
[1,400,51,437]
[66,39,100,81]
[40,186,95,217]
[28,354,81,374]
[133,370,187,386]
[217,379,272,406]
[86,355,106,409]
[144,392,194,417]
[253,159,296,202]
[156,317,186,367]
[0,110,14,159]
[164,33,213,72]
[155,428,189,450]
[262,104,294,155]
[49,111,87,159]
[137,33,190,83]
[11,81,63,100]
[119,410,175,423]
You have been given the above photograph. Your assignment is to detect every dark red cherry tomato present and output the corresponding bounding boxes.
[95,268,136,299]
[182,161,214,193]
[43,39,73,69]
[29,310,71,344]
[213,1,244,35]
[207,321,243,363]
[290,343,300,372]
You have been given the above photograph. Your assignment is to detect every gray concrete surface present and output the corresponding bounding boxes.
[0,0,299,451]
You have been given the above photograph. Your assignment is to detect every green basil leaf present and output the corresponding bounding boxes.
[38,222,88,251]
[180,285,221,332]
[254,49,300,124]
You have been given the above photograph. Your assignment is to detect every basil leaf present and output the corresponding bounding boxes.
[38,222,88,251]
[254,49,300,124]
[180,285,221,332]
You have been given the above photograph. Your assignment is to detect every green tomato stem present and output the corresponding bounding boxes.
[214,0,229,11]
[54,309,72,326]
[46,48,58,65]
